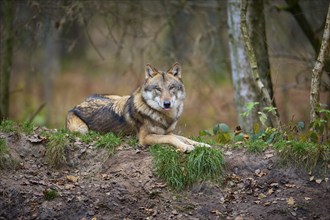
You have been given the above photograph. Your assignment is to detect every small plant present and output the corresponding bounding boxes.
[199,123,233,144]
[20,121,35,135]
[150,145,224,190]
[43,189,59,201]
[46,129,69,168]
[95,132,122,155]
[0,120,16,132]
[309,106,330,143]
[240,102,277,127]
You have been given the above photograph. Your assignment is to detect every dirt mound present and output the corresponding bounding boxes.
[0,131,329,220]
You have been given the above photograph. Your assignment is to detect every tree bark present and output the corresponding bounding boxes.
[240,0,281,128]
[248,0,277,127]
[0,0,14,120]
[310,3,330,124]
[227,0,259,132]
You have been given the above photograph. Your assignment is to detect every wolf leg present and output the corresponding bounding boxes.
[66,111,89,133]
[139,133,195,152]
[174,135,212,148]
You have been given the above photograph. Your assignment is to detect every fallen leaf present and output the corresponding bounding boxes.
[234,216,243,220]
[325,178,329,183]
[270,182,279,187]
[287,197,295,206]
[255,169,267,177]
[211,210,222,216]
[310,176,314,181]
[315,179,322,184]
[101,174,110,180]
[285,183,296,188]
[66,175,79,183]
[27,135,45,143]
[267,188,274,195]
[263,201,271,206]
[64,184,75,190]
[254,200,260,204]
[304,197,312,201]
[258,193,267,199]
[264,153,274,159]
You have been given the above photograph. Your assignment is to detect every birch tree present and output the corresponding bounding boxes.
[310,3,330,124]
[227,0,258,132]
[227,0,277,131]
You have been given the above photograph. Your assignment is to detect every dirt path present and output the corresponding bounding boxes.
[0,131,329,220]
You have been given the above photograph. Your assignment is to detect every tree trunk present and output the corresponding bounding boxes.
[0,0,14,120]
[227,0,259,132]
[42,11,62,126]
[310,3,330,124]
[240,0,281,129]
[248,0,277,127]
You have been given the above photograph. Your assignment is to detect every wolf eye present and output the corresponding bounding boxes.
[154,87,161,92]
[168,85,175,91]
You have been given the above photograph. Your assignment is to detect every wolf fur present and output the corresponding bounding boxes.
[66,63,210,152]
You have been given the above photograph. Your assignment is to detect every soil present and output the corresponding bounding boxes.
[0,130,329,220]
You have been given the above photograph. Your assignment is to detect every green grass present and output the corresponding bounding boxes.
[79,131,100,144]
[274,140,329,172]
[245,139,269,153]
[20,121,35,135]
[46,130,69,168]
[0,119,35,135]
[95,132,122,155]
[0,120,16,132]
[150,145,224,190]
[43,189,59,201]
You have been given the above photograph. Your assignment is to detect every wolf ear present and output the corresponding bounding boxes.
[145,64,158,79]
[168,62,181,79]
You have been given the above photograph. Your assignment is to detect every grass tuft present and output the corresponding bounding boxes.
[0,120,16,132]
[151,145,224,190]
[245,139,269,153]
[274,140,329,172]
[95,132,122,155]
[79,131,100,144]
[46,130,69,168]
[43,189,59,201]
[20,121,35,135]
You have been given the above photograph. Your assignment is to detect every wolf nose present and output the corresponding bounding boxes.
[163,100,171,109]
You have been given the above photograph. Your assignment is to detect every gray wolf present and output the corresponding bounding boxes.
[66,63,211,152]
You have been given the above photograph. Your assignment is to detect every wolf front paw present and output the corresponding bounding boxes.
[177,144,195,153]
[197,142,212,148]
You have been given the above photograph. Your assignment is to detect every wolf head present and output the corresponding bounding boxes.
[142,63,186,112]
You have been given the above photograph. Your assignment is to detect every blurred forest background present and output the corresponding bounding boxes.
[0,0,329,136]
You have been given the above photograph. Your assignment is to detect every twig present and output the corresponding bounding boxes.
[82,18,105,60]
[29,102,46,123]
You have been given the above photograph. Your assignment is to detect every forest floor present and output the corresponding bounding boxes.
[0,129,329,220]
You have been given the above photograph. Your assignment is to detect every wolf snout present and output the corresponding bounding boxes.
[163,100,171,110]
